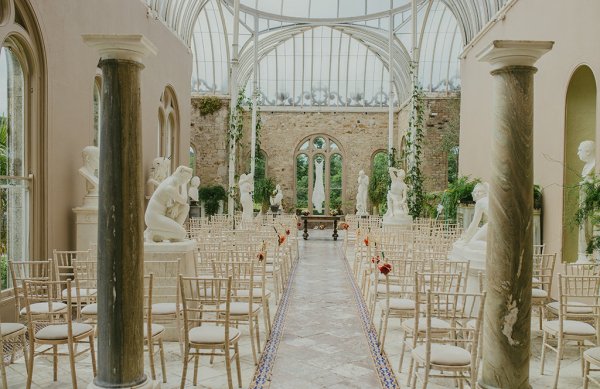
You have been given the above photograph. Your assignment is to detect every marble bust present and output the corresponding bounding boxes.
[577,140,596,262]
[147,156,170,197]
[383,167,411,225]
[449,182,490,268]
[78,146,100,207]
[188,176,200,203]
[144,165,193,242]
[239,173,254,221]
[270,184,283,208]
[356,170,369,216]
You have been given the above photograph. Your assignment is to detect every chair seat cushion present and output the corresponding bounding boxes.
[531,288,548,298]
[377,284,401,294]
[389,298,416,311]
[36,323,94,340]
[412,344,471,366]
[543,320,596,336]
[584,347,600,363]
[20,302,68,315]
[0,323,25,337]
[61,287,97,299]
[188,326,241,344]
[237,289,272,298]
[81,303,98,315]
[546,301,593,314]
[402,318,451,333]
[220,302,261,315]
[151,303,182,315]
[143,323,165,338]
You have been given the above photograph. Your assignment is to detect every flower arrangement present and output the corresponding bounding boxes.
[297,222,303,229]
[278,234,286,246]
[285,228,291,236]
[363,236,370,246]
[371,255,381,264]
[378,263,392,275]
[257,241,267,261]
[338,222,349,230]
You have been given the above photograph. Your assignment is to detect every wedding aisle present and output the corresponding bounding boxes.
[249,230,398,389]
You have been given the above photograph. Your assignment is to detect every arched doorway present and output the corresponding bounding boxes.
[562,65,597,262]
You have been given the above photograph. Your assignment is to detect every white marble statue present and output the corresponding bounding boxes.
[449,182,490,267]
[356,170,369,216]
[78,146,100,207]
[144,165,193,242]
[383,167,411,225]
[188,176,200,203]
[312,158,326,213]
[147,156,170,197]
[270,184,283,209]
[577,140,596,262]
[239,173,254,221]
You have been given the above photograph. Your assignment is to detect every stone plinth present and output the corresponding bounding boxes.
[73,206,98,251]
[382,214,412,226]
[144,239,196,341]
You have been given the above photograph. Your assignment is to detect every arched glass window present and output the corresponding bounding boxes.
[158,86,180,172]
[295,135,344,215]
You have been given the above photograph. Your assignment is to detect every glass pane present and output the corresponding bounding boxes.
[314,137,325,149]
[299,140,309,150]
[296,153,309,210]
[93,79,100,147]
[312,154,325,215]
[329,153,343,211]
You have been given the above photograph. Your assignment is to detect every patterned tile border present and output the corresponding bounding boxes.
[339,245,400,389]
[249,253,300,389]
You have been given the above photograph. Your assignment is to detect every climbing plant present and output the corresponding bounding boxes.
[406,79,426,219]
[228,88,246,148]
[196,96,223,116]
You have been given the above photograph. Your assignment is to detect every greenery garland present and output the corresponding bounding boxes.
[406,79,425,219]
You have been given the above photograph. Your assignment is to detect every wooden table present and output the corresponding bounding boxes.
[300,215,341,241]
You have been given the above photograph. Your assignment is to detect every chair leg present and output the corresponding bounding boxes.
[67,340,78,389]
[540,331,548,374]
[255,315,261,351]
[380,311,390,351]
[234,343,242,388]
[53,345,58,381]
[421,365,430,389]
[21,334,29,375]
[148,337,157,381]
[552,338,563,389]
[584,358,590,389]
[89,335,97,376]
[0,340,7,389]
[263,300,272,334]
[398,332,407,372]
[224,346,234,389]
[26,340,35,389]
[159,338,167,383]
[249,317,258,365]
[193,354,200,386]
[180,346,189,389]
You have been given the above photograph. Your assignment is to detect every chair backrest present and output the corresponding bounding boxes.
[564,263,600,276]
[557,274,600,321]
[532,253,556,294]
[417,272,463,294]
[53,250,90,283]
[72,258,98,318]
[179,276,233,344]
[533,244,546,255]
[144,259,181,308]
[211,260,256,305]
[9,259,53,316]
[22,279,70,329]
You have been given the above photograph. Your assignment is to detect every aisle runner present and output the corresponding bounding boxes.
[250,230,399,388]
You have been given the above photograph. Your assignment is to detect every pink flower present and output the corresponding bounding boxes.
[378,263,392,275]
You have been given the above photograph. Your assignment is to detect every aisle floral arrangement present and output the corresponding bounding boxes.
[338,222,349,230]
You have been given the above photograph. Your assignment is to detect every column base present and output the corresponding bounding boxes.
[88,378,161,389]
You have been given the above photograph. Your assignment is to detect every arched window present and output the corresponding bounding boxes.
[295,135,344,215]
[93,73,102,146]
[158,86,179,172]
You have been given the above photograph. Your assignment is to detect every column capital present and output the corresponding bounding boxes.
[82,34,157,63]
[476,40,554,71]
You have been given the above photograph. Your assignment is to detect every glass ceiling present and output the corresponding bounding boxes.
[150,0,507,106]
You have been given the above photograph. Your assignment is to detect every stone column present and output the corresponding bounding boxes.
[82,35,157,389]
[476,40,553,389]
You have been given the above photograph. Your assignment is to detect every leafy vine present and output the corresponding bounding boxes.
[406,77,425,219]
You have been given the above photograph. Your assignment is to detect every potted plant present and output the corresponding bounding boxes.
[440,176,481,224]
[198,185,227,217]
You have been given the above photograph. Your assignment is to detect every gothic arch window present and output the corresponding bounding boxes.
[158,86,180,172]
[295,135,344,215]
[0,0,46,280]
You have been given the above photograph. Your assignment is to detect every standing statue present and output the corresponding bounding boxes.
[356,170,369,216]
[270,184,284,209]
[449,182,489,266]
[382,167,411,225]
[146,156,170,197]
[144,165,193,242]
[239,173,254,222]
[188,176,200,204]
[312,158,326,213]
[577,140,596,262]
[78,146,100,208]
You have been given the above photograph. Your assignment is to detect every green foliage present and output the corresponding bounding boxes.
[440,176,481,222]
[422,191,444,219]
[196,96,223,116]
[254,177,276,212]
[406,78,425,219]
[198,185,227,216]
[0,255,6,289]
[534,184,543,210]
[228,88,246,148]
[329,154,343,212]
[575,176,600,254]
[296,154,309,208]
[369,152,390,213]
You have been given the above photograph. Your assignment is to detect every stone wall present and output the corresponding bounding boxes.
[190,94,460,214]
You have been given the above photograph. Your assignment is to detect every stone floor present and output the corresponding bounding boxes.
[2,230,597,388]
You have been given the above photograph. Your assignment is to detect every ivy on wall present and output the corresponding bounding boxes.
[406,81,425,219]
[197,96,223,116]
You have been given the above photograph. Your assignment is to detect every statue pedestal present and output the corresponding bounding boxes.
[73,206,98,251]
[449,242,486,293]
[382,214,412,226]
[144,239,196,341]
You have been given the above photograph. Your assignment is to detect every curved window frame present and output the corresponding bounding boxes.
[158,86,180,172]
